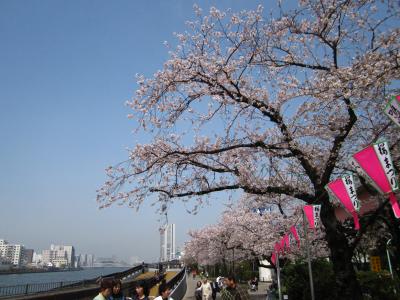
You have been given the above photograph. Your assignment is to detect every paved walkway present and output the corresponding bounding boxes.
[182,275,197,300]
[183,277,269,300]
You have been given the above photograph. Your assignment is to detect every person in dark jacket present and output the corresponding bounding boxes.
[211,280,220,300]
[195,281,203,300]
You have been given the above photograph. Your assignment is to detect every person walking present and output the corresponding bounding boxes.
[201,278,212,300]
[211,279,220,300]
[93,278,113,300]
[220,275,249,300]
[195,281,203,300]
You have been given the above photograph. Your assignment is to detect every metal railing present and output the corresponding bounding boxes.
[169,268,187,300]
[0,264,147,298]
[0,280,84,297]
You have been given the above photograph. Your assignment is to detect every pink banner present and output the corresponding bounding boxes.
[274,242,281,254]
[353,146,390,194]
[389,193,400,218]
[280,237,286,253]
[283,234,290,251]
[327,178,360,230]
[353,143,400,218]
[290,225,301,248]
[303,205,315,229]
[271,252,276,266]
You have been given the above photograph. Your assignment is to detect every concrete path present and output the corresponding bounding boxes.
[182,276,199,300]
[182,277,269,300]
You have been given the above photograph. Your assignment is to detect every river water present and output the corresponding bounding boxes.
[0,267,130,287]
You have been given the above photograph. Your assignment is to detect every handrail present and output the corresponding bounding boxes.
[169,268,187,300]
[0,265,146,298]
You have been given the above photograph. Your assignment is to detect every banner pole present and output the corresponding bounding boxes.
[303,211,315,300]
[276,251,282,300]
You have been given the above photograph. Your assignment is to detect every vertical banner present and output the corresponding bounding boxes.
[280,237,286,253]
[290,225,301,249]
[283,234,290,251]
[271,252,277,266]
[325,175,361,230]
[274,242,281,254]
[384,95,400,127]
[303,205,321,229]
[351,141,400,218]
[313,205,321,228]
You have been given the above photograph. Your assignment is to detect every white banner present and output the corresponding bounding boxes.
[342,175,361,211]
[374,141,399,192]
[384,96,400,128]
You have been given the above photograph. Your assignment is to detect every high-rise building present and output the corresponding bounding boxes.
[0,239,24,266]
[42,244,75,268]
[79,254,87,266]
[86,254,94,267]
[160,224,176,262]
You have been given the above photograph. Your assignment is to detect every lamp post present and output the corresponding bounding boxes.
[386,238,394,279]
[386,238,397,295]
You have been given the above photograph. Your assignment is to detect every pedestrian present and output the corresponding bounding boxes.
[154,283,174,300]
[110,279,127,300]
[195,281,202,300]
[133,281,149,300]
[220,275,249,300]
[211,279,220,300]
[201,278,212,300]
[93,278,113,300]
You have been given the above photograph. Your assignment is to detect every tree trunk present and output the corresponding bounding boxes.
[321,198,363,300]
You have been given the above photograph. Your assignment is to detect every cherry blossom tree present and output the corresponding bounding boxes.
[183,198,328,268]
[97,1,400,299]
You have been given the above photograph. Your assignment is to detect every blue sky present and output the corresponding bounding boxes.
[0,0,268,262]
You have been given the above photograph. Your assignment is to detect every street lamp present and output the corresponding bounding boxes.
[386,238,394,280]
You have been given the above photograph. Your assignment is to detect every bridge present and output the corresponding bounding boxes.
[0,262,187,300]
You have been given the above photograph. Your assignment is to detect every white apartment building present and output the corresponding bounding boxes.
[0,239,24,266]
[160,224,176,262]
[42,244,75,268]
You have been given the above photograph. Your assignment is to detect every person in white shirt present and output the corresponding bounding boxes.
[154,283,174,300]
[201,279,212,300]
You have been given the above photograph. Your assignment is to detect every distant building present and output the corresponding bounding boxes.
[79,254,87,267]
[0,239,24,266]
[23,249,34,264]
[42,244,75,268]
[259,260,273,282]
[33,252,43,265]
[160,224,176,262]
[86,254,94,267]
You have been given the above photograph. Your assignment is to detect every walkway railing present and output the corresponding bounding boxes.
[0,264,147,298]
[169,268,187,300]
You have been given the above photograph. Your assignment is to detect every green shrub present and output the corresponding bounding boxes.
[281,259,337,300]
[357,271,398,300]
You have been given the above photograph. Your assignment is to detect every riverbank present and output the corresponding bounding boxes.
[0,267,83,275]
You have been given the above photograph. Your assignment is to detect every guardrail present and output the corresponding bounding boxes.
[169,268,187,300]
[0,264,147,298]
[0,281,83,298]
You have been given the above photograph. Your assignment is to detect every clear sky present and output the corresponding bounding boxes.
[0,0,267,263]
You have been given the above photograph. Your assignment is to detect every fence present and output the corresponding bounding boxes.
[0,264,147,298]
[169,268,187,300]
